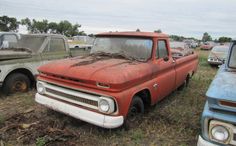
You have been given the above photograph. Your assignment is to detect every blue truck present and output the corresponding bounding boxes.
[198,40,236,146]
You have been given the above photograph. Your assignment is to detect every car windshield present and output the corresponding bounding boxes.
[229,44,236,68]
[212,46,229,52]
[90,37,153,62]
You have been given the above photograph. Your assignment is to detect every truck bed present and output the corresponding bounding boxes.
[174,52,198,88]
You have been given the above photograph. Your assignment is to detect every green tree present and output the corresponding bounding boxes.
[48,22,58,33]
[21,18,84,36]
[170,35,185,41]
[21,18,49,33]
[218,37,232,43]
[202,32,212,42]
[57,20,72,36]
[68,23,81,36]
[136,28,141,32]
[154,29,162,33]
[21,18,36,33]
[34,19,49,33]
[0,15,19,32]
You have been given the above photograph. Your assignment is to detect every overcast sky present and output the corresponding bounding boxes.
[0,0,235,39]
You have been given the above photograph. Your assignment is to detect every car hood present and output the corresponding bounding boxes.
[38,56,153,90]
[208,51,227,59]
[206,66,236,112]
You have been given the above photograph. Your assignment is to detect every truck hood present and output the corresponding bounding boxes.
[38,56,153,90]
[206,66,236,112]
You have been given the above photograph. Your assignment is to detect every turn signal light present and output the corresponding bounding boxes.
[219,100,236,108]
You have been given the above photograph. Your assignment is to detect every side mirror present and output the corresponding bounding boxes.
[2,40,9,49]
[163,56,169,62]
[222,59,225,64]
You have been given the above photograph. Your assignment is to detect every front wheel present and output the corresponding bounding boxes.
[3,73,31,95]
[124,96,144,130]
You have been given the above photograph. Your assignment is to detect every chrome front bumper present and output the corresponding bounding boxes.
[207,59,222,65]
[35,93,124,128]
[197,136,219,146]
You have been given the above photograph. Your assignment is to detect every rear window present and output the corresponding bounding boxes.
[17,35,46,53]
[49,38,66,52]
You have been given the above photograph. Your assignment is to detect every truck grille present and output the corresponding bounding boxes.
[42,81,100,110]
[46,88,98,107]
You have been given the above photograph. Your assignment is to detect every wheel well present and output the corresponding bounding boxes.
[134,89,151,108]
[4,68,35,87]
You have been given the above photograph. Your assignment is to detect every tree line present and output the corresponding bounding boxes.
[0,15,233,42]
[0,15,85,37]
[170,32,232,43]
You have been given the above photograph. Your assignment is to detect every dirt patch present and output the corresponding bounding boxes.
[0,107,80,146]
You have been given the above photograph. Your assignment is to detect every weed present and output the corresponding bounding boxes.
[36,137,46,146]
[0,114,4,125]
[130,129,144,143]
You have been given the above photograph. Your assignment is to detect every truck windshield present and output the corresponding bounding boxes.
[229,44,236,68]
[91,37,153,62]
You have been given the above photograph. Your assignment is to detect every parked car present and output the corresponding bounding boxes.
[200,43,213,50]
[68,35,94,50]
[184,39,199,48]
[198,40,236,146]
[0,32,89,94]
[35,31,198,128]
[208,45,229,65]
[170,41,189,50]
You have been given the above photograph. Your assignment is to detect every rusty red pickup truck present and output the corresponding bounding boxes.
[35,32,198,128]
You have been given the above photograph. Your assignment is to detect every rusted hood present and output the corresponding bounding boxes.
[38,56,153,89]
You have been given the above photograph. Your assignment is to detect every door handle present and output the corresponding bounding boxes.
[153,83,158,89]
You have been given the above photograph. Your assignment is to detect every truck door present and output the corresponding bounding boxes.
[154,39,176,101]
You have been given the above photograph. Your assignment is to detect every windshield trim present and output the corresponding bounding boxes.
[92,36,154,62]
[227,43,236,69]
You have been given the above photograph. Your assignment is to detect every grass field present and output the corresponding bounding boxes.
[0,49,218,146]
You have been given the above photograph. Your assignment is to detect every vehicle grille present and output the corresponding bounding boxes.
[42,81,100,110]
[46,88,98,106]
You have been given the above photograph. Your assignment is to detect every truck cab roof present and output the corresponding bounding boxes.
[96,31,169,38]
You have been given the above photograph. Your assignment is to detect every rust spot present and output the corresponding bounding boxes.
[71,56,112,67]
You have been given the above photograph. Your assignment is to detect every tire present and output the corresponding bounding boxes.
[3,73,31,95]
[123,96,144,130]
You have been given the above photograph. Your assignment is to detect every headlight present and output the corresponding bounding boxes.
[211,126,229,142]
[98,97,115,114]
[99,99,110,112]
[209,120,233,144]
[37,82,45,94]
